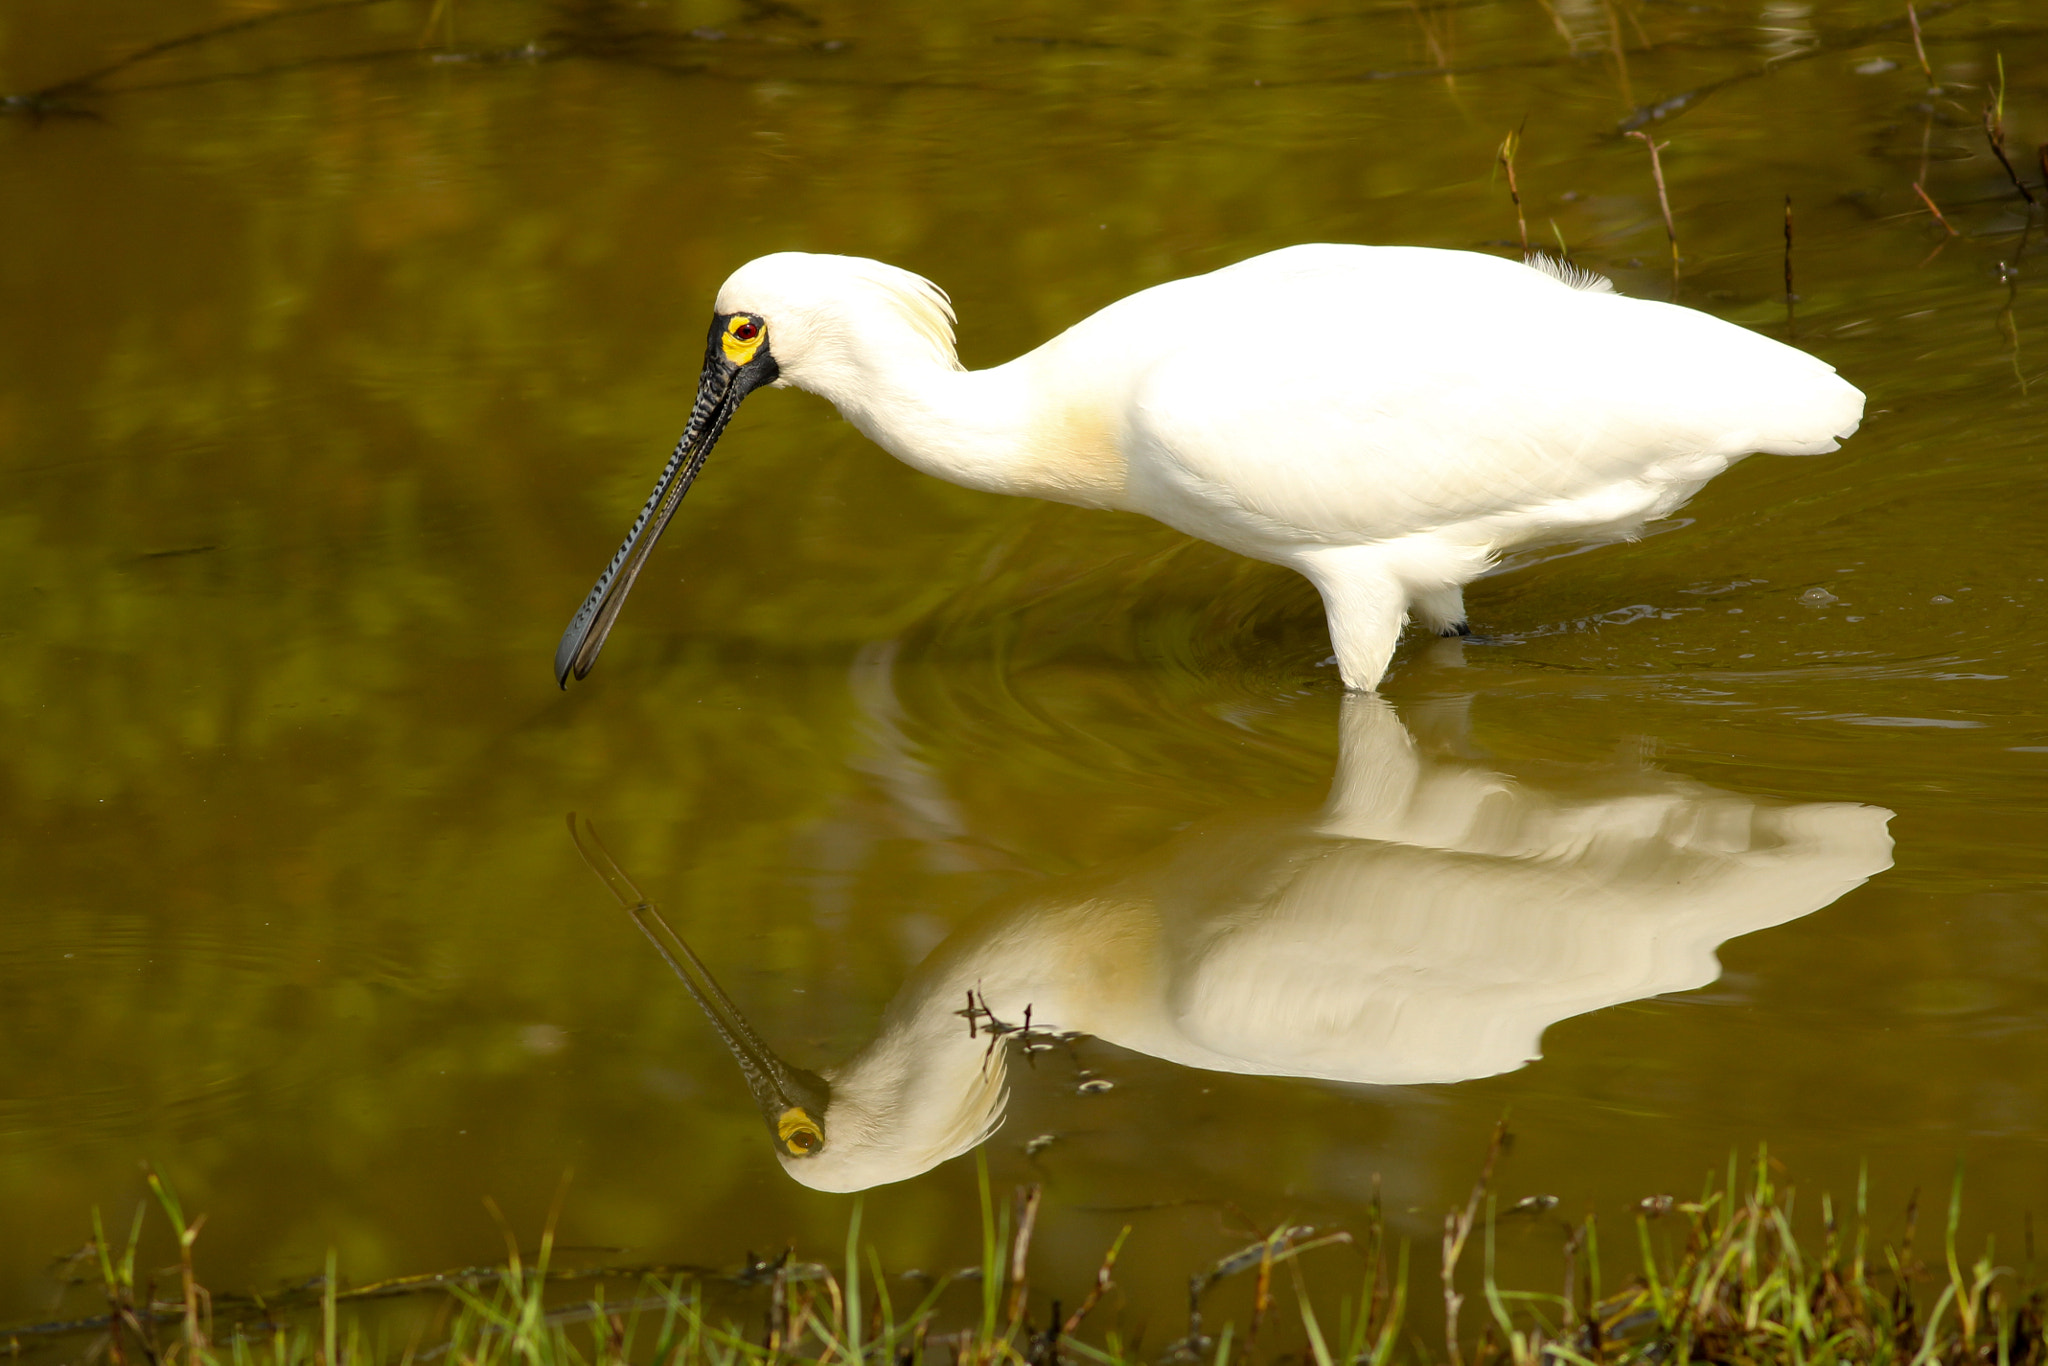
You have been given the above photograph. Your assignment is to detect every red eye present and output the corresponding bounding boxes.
[733,321,759,341]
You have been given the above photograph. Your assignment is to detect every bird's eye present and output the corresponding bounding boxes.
[731,320,760,342]
[777,1106,823,1156]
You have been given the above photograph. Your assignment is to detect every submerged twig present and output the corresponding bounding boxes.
[5,0,395,107]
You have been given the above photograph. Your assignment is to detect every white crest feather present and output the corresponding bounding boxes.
[1524,252,1616,293]
[841,258,964,372]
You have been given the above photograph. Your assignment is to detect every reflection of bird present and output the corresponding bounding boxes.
[557,246,1863,690]
[591,693,1893,1193]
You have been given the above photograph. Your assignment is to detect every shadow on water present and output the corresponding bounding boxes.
[603,656,1894,1194]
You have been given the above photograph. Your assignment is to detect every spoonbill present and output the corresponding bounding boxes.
[577,687,1892,1193]
[556,246,1864,691]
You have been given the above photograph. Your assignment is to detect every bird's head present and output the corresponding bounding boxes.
[554,253,957,687]
[573,812,1007,1194]
[613,878,1010,1193]
[713,252,960,393]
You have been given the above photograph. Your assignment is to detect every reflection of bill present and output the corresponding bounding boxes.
[588,694,1893,1194]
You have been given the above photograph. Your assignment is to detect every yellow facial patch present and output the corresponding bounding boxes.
[722,315,766,366]
[777,1106,823,1156]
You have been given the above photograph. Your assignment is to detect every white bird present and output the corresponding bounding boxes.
[556,246,1864,691]
[583,693,1894,1193]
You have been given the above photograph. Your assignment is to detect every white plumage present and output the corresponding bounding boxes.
[559,245,1864,690]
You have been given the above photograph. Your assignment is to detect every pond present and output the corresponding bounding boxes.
[2,0,2045,1340]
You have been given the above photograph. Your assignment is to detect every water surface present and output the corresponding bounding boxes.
[3,0,2046,1333]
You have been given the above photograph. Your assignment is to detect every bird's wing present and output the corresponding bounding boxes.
[1110,247,1860,548]
[1152,798,1892,1086]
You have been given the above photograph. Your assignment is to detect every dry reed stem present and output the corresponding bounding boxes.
[1533,0,1577,53]
[1440,1121,1509,1364]
[1783,195,1796,333]
[1498,128,1529,255]
[1984,57,2037,207]
[1242,1241,1275,1364]
[1615,0,1651,52]
[418,0,456,47]
[1058,1228,1129,1338]
[1408,0,1452,70]
[1986,111,2036,205]
[1626,129,1680,282]
[1914,181,1959,235]
[1601,0,1633,108]
[1007,1186,1041,1329]
[1907,1,1933,82]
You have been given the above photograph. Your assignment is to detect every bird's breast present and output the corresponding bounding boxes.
[1009,399,1128,509]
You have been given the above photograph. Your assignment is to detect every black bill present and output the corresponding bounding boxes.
[568,814,830,1158]
[554,314,778,687]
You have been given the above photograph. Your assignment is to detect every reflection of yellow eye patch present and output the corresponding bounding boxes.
[722,315,766,365]
[777,1106,823,1156]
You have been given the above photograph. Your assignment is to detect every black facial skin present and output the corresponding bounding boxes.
[554,313,780,687]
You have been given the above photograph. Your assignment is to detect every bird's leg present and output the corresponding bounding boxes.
[1297,547,1411,692]
[1413,586,1471,638]
[1317,692,1425,839]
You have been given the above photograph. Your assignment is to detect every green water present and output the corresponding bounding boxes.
[3,0,2046,1335]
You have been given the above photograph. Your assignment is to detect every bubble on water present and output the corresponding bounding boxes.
[1076,1077,1115,1095]
[1799,587,1839,607]
[1930,594,1953,604]
[1855,57,1898,75]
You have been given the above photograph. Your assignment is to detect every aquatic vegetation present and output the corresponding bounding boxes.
[16,1146,2043,1366]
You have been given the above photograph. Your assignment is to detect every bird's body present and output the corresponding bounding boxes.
[558,245,1863,690]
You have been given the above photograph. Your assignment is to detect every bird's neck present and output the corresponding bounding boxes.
[797,350,1128,510]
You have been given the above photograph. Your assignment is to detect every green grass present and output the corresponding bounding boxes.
[12,1140,2045,1366]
